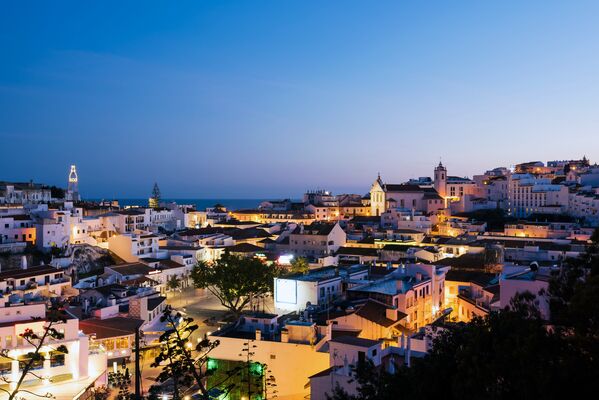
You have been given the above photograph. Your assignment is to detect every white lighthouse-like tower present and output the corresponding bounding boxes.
[66,164,80,201]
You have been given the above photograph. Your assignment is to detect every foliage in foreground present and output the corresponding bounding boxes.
[330,229,599,400]
[0,302,69,400]
[148,306,234,400]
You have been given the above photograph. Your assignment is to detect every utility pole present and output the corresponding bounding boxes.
[135,327,142,399]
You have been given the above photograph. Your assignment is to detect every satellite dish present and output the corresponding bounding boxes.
[530,261,539,272]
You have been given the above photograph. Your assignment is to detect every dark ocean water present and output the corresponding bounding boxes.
[123,198,265,210]
[90,198,266,211]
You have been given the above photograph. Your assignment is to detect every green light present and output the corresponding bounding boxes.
[207,358,218,371]
[250,362,263,376]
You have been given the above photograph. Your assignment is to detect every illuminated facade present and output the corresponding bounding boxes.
[208,313,330,400]
[507,174,569,217]
[0,182,51,204]
[0,297,106,398]
[348,264,449,331]
[370,175,444,217]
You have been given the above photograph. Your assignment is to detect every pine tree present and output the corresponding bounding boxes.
[149,182,161,209]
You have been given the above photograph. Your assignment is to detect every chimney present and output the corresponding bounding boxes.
[255,329,262,341]
[386,307,398,321]
[281,328,289,343]
[326,321,333,341]
[416,272,423,281]
[21,255,28,270]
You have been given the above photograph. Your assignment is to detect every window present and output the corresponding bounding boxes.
[358,351,366,366]
[0,360,11,375]
[19,354,44,371]
[50,351,65,367]
[103,339,116,351]
[116,337,129,349]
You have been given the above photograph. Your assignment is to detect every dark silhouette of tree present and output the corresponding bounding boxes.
[329,293,599,399]
[166,275,182,292]
[48,186,65,199]
[149,306,234,400]
[149,183,161,209]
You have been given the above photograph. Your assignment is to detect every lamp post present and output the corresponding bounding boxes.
[135,327,141,399]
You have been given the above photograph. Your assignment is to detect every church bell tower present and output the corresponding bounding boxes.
[434,161,447,198]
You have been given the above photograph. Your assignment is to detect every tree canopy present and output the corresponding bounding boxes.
[166,274,182,291]
[290,256,309,274]
[191,253,280,317]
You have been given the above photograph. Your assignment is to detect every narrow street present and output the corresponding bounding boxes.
[109,287,276,398]
[114,287,263,398]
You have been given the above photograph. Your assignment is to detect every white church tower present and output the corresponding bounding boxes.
[434,161,447,198]
[66,164,80,201]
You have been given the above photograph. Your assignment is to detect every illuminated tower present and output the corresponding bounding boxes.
[434,161,447,198]
[66,165,80,201]
[149,182,161,209]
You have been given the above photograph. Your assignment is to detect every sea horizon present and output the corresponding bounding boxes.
[86,198,297,211]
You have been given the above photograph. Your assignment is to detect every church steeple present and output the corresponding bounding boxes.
[434,161,447,198]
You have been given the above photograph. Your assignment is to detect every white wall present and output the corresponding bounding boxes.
[208,335,329,400]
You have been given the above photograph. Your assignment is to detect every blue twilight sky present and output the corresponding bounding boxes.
[1,1,599,199]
